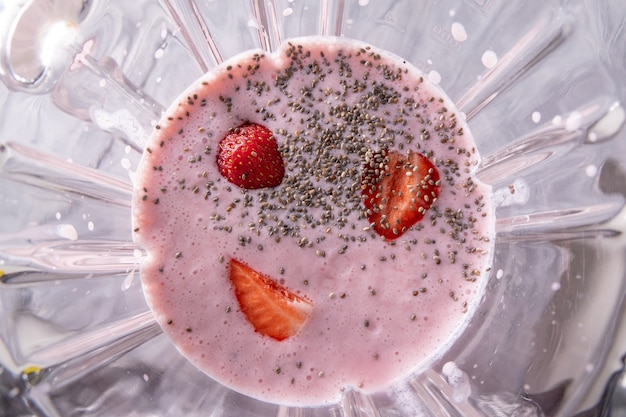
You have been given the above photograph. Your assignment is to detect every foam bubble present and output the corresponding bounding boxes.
[585,164,597,177]
[481,50,497,69]
[588,102,625,141]
[451,23,467,42]
[57,224,78,241]
[493,179,529,207]
[247,18,262,29]
[428,70,441,85]
[92,108,148,148]
[531,111,541,123]
[565,111,582,131]
[121,158,132,170]
[442,361,471,402]
[122,270,134,291]
[38,21,80,68]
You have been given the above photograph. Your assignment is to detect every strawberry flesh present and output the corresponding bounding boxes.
[217,123,285,189]
[361,149,440,240]
[229,258,312,341]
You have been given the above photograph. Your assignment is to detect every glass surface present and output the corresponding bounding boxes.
[1,0,625,416]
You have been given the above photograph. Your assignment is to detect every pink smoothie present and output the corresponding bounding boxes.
[132,36,494,406]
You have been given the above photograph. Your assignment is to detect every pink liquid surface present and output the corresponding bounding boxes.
[132,36,494,406]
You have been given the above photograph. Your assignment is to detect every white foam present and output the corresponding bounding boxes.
[122,270,135,291]
[442,361,471,402]
[493,179,529,207]
[92,108,148,148]
[57,224,78,241]
[565,111,582,131]
[247,18,262,30]
[38,21,80,68]
[531,111,541,123]
[121,158,132,170]
[481,50,497,69]
[451,23,467,42]
[428,70,441,85]
[589,102,625,141]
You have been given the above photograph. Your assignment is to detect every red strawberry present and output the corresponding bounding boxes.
[229,258,312,341]
[216,123,285,189]
[361,149,440,240]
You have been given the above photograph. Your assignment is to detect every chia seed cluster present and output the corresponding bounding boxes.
[138,40,491,284]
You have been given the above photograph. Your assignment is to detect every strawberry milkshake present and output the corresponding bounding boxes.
[132,36,494,406]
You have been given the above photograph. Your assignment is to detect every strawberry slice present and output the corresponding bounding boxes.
[229,258,312,341]
[361,149,440,240]
[216,123,285,189]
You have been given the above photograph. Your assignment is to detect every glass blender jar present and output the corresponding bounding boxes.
[0,0,625,416]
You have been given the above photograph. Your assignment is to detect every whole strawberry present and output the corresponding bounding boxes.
[217,123,285,189]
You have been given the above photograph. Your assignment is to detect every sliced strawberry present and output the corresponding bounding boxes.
[229,258,312,341]
[361,149,440,240]
[216,123,285,189]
